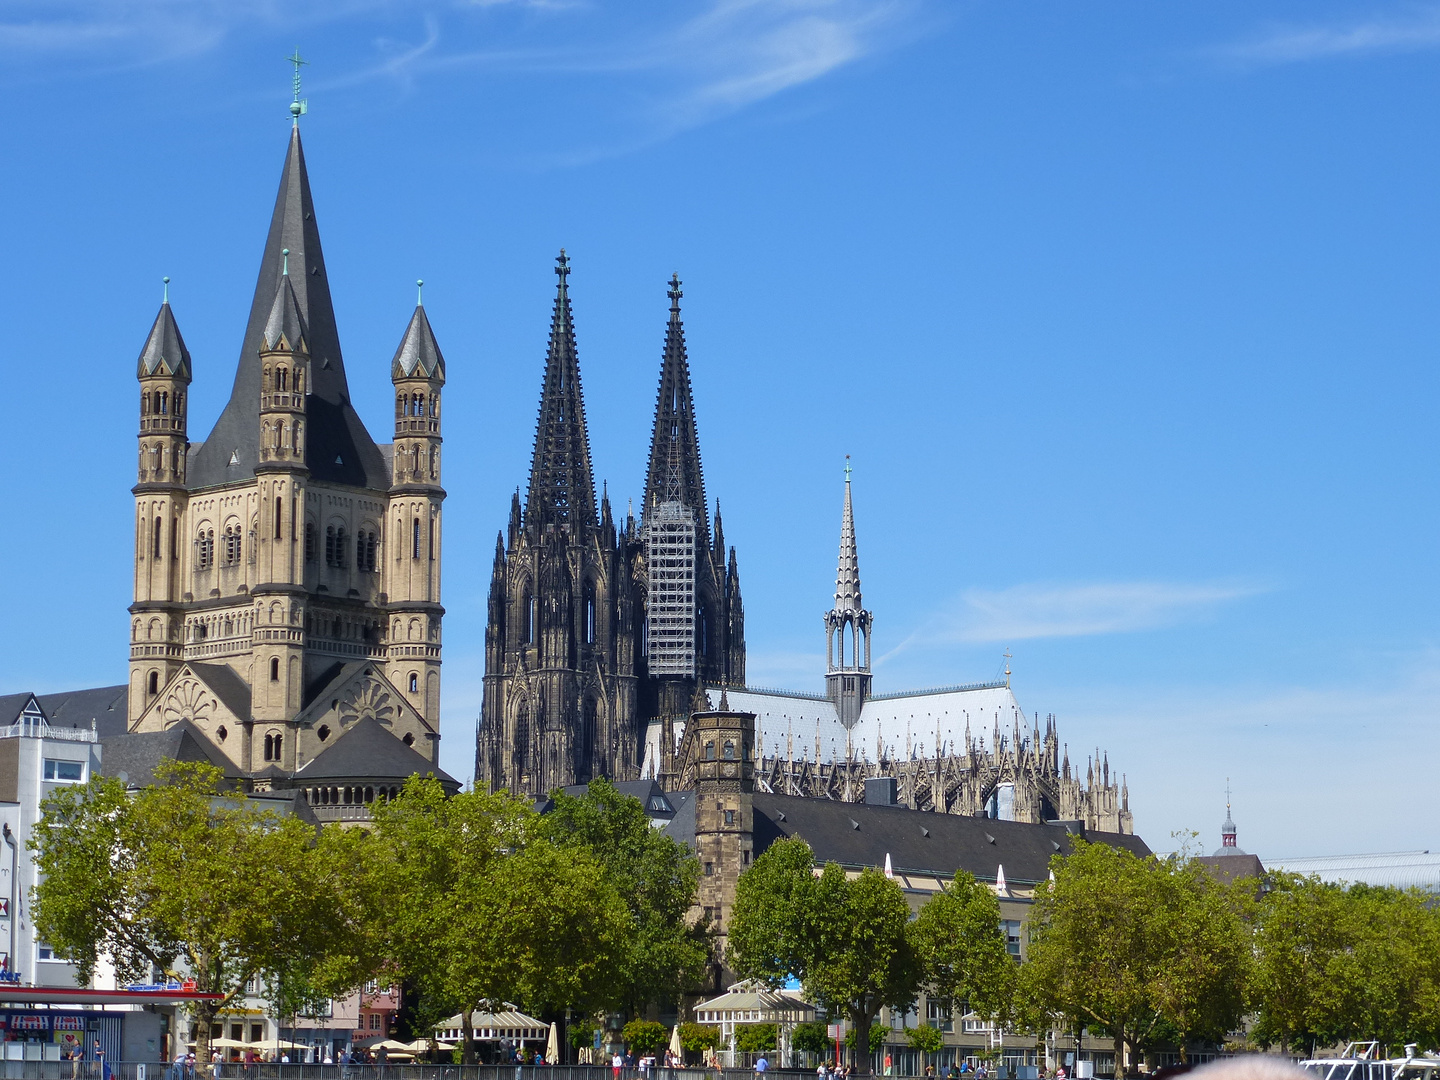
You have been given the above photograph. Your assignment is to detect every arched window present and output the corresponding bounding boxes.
[514,706,530,777]
[264,733,283,762]
[412,517,420,559]
[270,657,280,682]
[147,671,158,696]
[153,516,162,559]
[723,740,736,761]
[197,529,215,570]
[704,740,715,761]
[408,673,418,693]
[584,581,597,645]
[305,522,316,563]
[274,497,283,539]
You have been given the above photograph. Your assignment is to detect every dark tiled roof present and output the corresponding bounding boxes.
[100,721,239,789]
[543,779,677,819]
[262,273,308,352]
[664,791,1151,884]
[188,663,252,722]
[296,716,457,789]
[187,127,387,491]
[0,694,40,726]
[37,685,128,738]
[391,306,445,380]
[137,302,192,379]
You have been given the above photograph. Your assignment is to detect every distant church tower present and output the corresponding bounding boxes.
[127,114,448,786]
[825,462,872,724]
[476,266,744,797]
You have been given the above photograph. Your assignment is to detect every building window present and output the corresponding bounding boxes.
[704,741,715,761]
[369,1015,380,1031]
[37,943,56,961]
[250,1024,263,1044]
[1002,919,1022,956]
[412,517,421,559]
[724,809,735,826]
[264,733,283,762]
[223,525,242,566]
[926,1000,953,1033]
[408,673,418,694]
[43,760,84,783]
[270,658,280,681]
[147,671,159,696]
[356,531,378,572]
[704,863,714,877]
[723,740,736,760]
[197,529,214,570]
[305,523,316,562]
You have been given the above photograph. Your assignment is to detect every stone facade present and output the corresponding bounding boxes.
[126,124,451,797]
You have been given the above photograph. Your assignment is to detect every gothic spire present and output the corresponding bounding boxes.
[188,125,387,490]
[642,273,710,543]
[834,457,863,614]
[137,298,192,379]
[525,250,597,531]
[390,304,446,381]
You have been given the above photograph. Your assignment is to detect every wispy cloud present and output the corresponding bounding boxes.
[879,579,1263,663]
[1216,6,1440,66]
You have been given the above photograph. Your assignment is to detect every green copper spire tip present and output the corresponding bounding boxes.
[287,48,309,125]
[844,454,852,483]
[417,279,424,306]
[162,276,170,304]
[282,248,290,276]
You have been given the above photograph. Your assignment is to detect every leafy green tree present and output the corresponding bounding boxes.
[735,1024,777,1053]
[845,1026,887,1053]
[679,1023,721,1053]
[913,871,1016,1024]
[792,1022,831,1057]
[537,779,709,1015]
[1252,875,1440,1052]
[622,1019,669,1056]
[568,1020,599,1051]
[905,1024,945,1071]
[729,838,924,1075]
[370,776,633,1063]
[1020,839,1250,1072]
[29,762,366,1065]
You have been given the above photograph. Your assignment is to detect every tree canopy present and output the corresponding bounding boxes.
[30,761,369,1063]
[727,837,925,1074]
[912,870,1016,1025]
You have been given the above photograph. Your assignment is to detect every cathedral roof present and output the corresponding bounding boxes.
[187,126,388,491]
[642,274,710,543]
[391,304,446,380]
[137,302,192,380]
[99,721,240,789]
[525,250,597,531]
[296,715,457,788]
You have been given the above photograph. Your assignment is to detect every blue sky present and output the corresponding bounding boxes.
[1,0,1436,859]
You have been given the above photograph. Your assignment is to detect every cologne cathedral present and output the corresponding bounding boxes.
[475,265,745,796]
[474,265,1131,835]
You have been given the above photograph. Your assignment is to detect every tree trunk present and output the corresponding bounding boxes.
[194,1001,215,1076]
[1113,1031,1124,1080]
[851,1011,876,1077]
[462,1008,475,1066]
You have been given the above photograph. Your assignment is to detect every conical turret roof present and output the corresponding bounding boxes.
[188,126,387,490]
[642,274,710,543]
[391,304,446,380]
[525,251,597,530]
[262,271,308,352]
[137,302,192,380]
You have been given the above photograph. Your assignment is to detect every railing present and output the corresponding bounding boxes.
[0,720,97,743]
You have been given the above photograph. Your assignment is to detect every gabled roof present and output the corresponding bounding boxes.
[391,305,446,381]
[663,790,1151,886]
[186,662,252,722]
[0,694,42,727]
[100,721,239,789]
[296,716,457,789]
[187,126,387,491]
[37,685,128,738]
[137,302,192,380]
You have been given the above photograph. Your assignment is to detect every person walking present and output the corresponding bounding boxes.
[613,1052,624,1080]
[755,1054,769,1076]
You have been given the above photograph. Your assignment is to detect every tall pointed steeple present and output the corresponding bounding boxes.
[642,273,709,543]
[825,458,873,726]
[525,250,597,531]
[188,126,387,490]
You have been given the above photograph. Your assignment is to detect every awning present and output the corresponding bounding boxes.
[0,987,224,1006]
[435,1009,547,1042]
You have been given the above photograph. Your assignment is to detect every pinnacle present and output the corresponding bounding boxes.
[642,274,710,542]
[137,301,192,380]
[833,465,864,614]
[391,304,446,381]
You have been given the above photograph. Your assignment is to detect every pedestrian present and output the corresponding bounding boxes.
[885,1055,893,1077]
[755,1054,769,1076]
[613,1051,624,1080]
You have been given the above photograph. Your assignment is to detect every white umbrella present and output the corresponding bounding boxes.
[669,1026,683,1058]
[546,1022,560,1063]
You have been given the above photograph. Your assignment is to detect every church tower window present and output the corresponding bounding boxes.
[270,658,280,681]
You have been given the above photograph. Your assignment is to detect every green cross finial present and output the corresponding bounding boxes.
[287,49,309,124]
[162,276,170,304]
[417,279,425,306]
[844,455,852,483]
[282,248,290,276]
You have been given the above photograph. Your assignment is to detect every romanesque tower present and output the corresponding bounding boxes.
[127,115,448,789]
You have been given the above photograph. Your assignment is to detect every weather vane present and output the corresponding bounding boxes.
[287,48,309,124]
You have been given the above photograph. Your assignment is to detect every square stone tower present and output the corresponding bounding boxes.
[689,696,755,961]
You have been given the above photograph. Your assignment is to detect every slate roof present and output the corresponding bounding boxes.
[37,685,128,738]
[0,694,40,726]
[391,305,445,380]
[100,721,239,788]
[137,302,192,379]
[663,790,1151,885]
[539,779,677,821]
[1194,854,1266,885]
[188,662,253,722]
[187,126,387,491]
[262,272,308,352]
[296,716,457,790]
